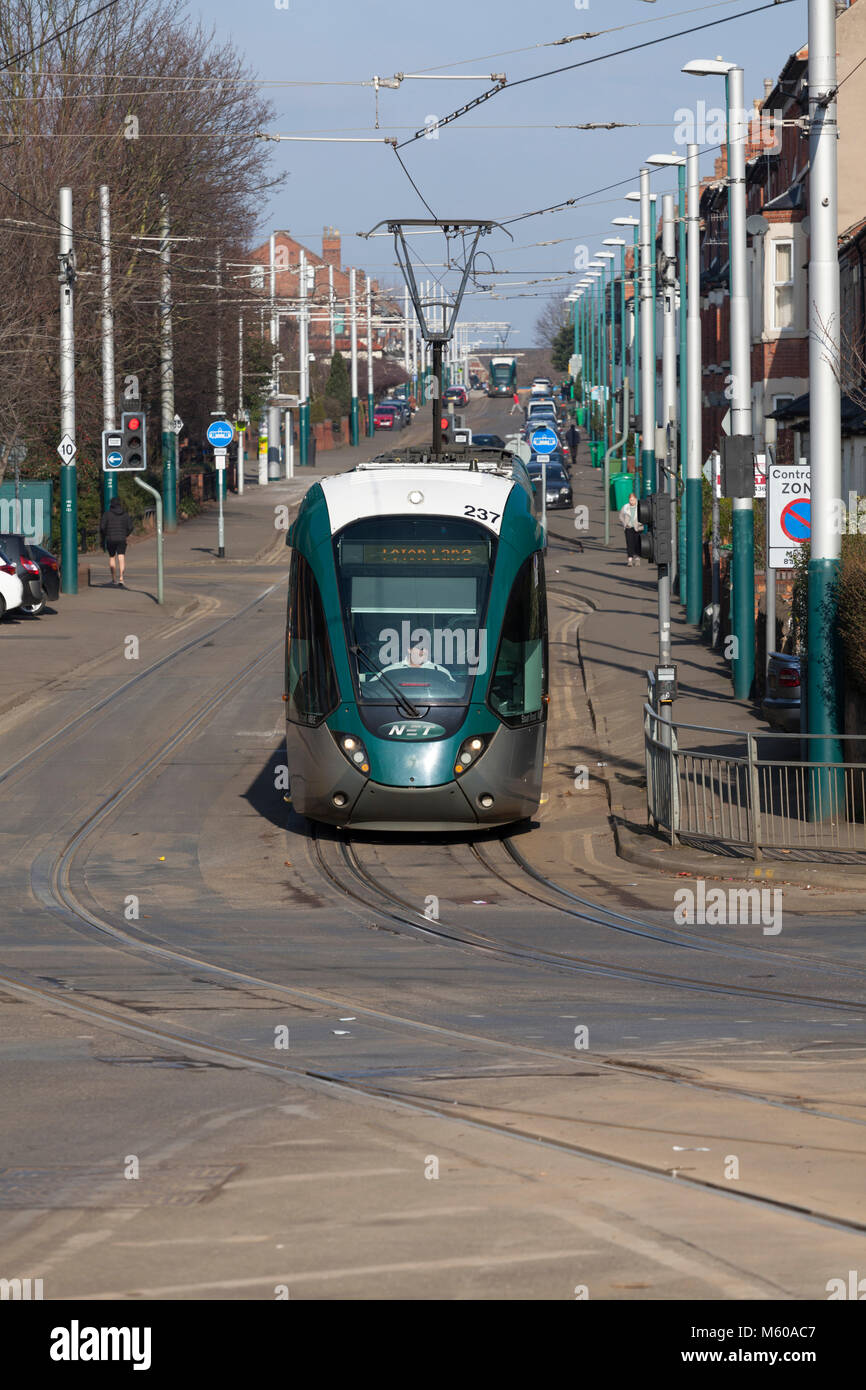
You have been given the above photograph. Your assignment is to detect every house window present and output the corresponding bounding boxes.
[772,240,795,329]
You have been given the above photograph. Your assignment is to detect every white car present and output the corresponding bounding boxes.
[0,548,24,618]
[530,378,553,397]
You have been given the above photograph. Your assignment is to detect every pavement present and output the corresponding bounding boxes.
[548,436,866,888]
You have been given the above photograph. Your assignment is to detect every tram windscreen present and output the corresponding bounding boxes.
[335,516,496,704]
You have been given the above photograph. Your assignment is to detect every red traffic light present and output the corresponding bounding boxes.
[126,417,141,431]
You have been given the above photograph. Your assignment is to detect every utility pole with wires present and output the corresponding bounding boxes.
[99,184,117,508]
[159,195,177,531]
[58,185,78,593]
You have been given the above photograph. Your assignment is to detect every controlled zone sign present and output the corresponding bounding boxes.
[768,462,810,569]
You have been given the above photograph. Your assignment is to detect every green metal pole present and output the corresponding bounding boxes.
[620,245,627,464]
[161,427,176,531]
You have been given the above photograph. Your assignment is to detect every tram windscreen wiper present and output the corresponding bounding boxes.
[350,644,421,719]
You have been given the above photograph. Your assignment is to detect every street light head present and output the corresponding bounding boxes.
[682,58,736,75]
[612,216,640,227]
[596,251,616,259]
[647,153,686,166]
[603,237,627,246]
[625,191,657,203]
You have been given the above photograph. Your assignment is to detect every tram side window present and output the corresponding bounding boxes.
[488,553,547,726]
[287,554,339,726]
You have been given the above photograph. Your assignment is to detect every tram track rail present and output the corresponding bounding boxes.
[2,542,864,1244]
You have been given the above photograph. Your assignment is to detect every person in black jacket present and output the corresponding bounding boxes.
[99,496,134,587]
[565,421,581,469]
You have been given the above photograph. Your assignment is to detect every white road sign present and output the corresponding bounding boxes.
[702,451,721,500]
[768,461,811,569]
[754,452,767,500]
[172,414,184,435]
[57,433,77,462]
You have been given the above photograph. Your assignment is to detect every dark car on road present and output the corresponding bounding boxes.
[527,459,573,509]
[27,542,61,603]
[0,533,46,615]
[472,433,506,450]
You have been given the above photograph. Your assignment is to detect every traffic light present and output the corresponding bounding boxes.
[120,411,146,471]
[638,493,673,566]
[720,434,755,498]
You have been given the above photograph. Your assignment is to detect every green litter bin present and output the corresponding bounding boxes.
[590,442,604,469]
[610,471,633,512]
[576,408,587,428]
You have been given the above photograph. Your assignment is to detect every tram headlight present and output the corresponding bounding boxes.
[454,734,490,776]
[333,732,370,776]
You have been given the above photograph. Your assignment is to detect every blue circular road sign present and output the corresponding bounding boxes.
[206,420,234,447]
[107,450,123,469]
[780,498,811,543]
[531,427,558,455]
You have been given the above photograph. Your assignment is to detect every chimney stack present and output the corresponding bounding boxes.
[322,226,341,269]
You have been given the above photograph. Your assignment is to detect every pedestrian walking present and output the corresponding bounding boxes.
[619,492,642,567]
[509,390,521,415]
[565,421,580,469]
[100,496,134,587]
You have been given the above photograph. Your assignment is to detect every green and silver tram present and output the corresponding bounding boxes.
[285,447,548,830]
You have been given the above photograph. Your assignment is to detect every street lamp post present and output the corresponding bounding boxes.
[614,216,640,472]
[684,58,755,700]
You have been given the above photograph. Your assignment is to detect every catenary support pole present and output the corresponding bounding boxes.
[366,274,375,437]
[299,250,310,466]
[237,314,245,495]
[677,161,688,602]
[727,66,756,700]
[159,195,177,531]
[99,185,117,507]
[686,144,704,627]
[349,267,359,445]
[639,169,656,496]
[662,194,678,590]
[807,0,843,793]
[59,186,78,593]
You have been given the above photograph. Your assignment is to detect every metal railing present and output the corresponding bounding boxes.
[644,703,866,859]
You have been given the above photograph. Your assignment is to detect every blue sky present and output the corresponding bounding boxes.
[192,0,808,342]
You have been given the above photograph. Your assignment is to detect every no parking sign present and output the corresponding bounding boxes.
[768,462,810,568]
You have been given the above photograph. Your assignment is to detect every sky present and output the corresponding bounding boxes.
[190,0,809,346]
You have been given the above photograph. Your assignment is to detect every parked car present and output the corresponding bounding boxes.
[373,403,403,431]
[0,545,25,619]
[0,533,46,616]
[443,385,468,407]
[27,542,61,603]
[526,398,560,426]
[527,460,573,509]
[472,433,506,449]
[385,396,411,426]
[530,377,554,397]
[762,651,801,732]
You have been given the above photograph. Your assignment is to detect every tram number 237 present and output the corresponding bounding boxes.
[464,505,500,524]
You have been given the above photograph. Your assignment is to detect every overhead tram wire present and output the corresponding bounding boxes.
[396,0,796,148]
[407,0,761,74]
